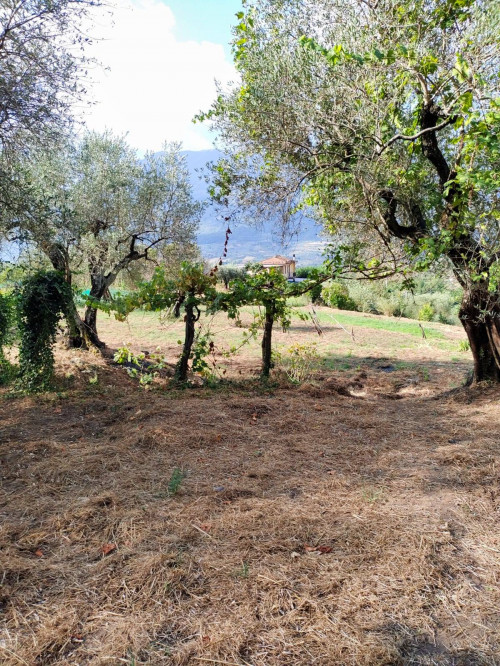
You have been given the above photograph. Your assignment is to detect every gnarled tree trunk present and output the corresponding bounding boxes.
[83,273,108,350]
[459,286,500,383]
[83,306,106,349]
[83,243,144,350]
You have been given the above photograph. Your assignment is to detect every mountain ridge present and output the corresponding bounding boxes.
[182,149,326,266]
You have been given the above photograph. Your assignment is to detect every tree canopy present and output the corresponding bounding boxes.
[203,0,500,382]
[0,0,101,154]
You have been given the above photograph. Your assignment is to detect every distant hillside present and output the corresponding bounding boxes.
[182,150,327,267]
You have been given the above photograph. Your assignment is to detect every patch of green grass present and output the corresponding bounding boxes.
[92,303,466,379]
[393,361,417,371]
[312,310,445,339]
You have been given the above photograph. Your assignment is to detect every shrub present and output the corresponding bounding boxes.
[321,281,358,311]
[114,345,166,387]
[274,342,320,383]
[287,294,310,307]
[377,294,408,317]
[295,267,324,303]
[309,281,323,304]
[345,272,461,322]
[417,303,435,322]
[168,467,187,495]
[295,266,316,278]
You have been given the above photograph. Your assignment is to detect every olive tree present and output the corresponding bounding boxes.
[0,0,101,153]
[0,133,203,348]
[203,0,500,383]
[72,132,202,347]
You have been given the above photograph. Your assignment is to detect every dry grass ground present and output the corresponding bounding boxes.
[94,305,470,383]
[1,309,499,665]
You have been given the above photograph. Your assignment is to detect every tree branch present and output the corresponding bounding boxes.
[378,190,424,239]
[376,116,455,156]
[419,103,452,186]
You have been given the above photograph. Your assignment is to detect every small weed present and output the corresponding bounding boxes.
[168,467,187,496]
[463,370,474,386]
[362,487,383,503]
[114,345,166,388]
[89,374,98,385]
[458,339,471,352]
[419,367,430,381]
[418,303,435,322]
[235,561,250,578]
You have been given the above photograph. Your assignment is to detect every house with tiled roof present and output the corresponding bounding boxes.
[261,254,296,278]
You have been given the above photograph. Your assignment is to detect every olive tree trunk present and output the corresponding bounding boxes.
[459,286,500,383]
[82,273,109,349]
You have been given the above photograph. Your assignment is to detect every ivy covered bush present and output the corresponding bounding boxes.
[0,292,15,384]
[17,271,72,392]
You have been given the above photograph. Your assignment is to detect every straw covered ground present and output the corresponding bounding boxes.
[1,311,499,665]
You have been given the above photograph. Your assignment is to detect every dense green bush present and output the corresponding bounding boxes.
[295,267,323,302]
[321,281,358,311]
[418,303,435,322]
[17,271,72,392]
[295,266,315,278]
[309,282,323,304]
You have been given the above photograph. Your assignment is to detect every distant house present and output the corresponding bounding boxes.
[261,254,296,278]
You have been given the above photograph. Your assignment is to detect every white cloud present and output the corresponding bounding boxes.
[80,0,235,151]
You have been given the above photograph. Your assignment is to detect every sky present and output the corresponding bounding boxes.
[81,0,243,152]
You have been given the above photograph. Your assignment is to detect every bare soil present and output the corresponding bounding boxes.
[1,318,499,665]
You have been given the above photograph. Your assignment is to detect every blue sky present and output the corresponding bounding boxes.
[83,0,243,152]
[167,0,243,58]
